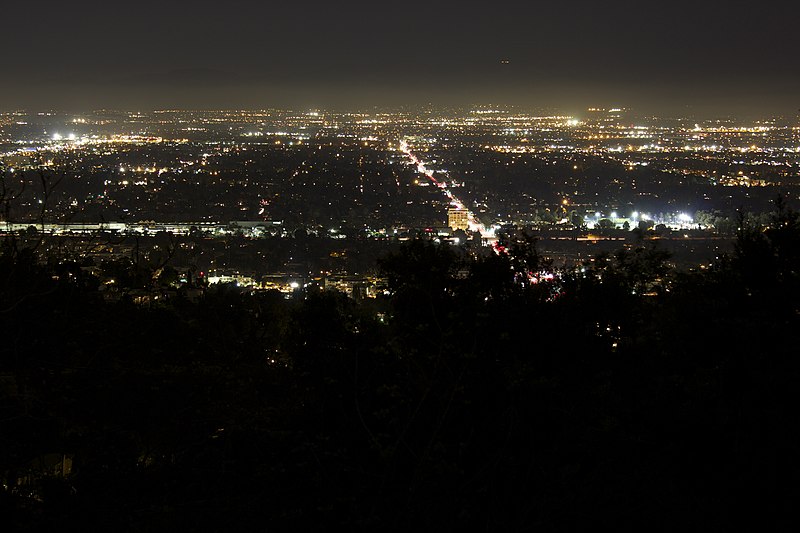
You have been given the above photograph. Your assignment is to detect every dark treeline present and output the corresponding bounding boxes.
[1,200,799,531]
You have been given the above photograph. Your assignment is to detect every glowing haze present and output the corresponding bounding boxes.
[2,0,798,116]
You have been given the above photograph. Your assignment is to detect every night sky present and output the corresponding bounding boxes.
[2,0,798,115]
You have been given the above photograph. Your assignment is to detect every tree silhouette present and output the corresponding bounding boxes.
[1,203,800,530]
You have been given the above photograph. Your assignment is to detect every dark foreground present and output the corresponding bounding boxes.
[2,207,799,531]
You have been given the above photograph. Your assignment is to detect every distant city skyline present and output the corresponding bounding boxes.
[2,0,799,116]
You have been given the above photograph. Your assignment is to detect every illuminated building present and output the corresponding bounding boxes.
[448,208,469,231]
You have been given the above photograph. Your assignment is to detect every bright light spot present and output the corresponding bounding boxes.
[52,133,63,141]
[290,282,300,289]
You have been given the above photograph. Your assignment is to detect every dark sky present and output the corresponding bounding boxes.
[2,0,798,115]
